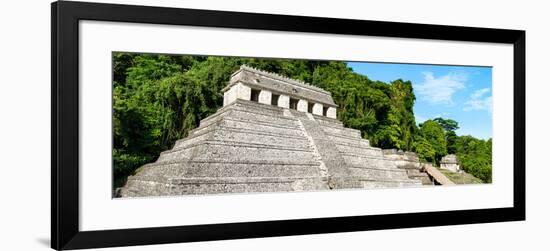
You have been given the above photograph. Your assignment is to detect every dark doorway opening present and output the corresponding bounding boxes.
[289,98,299,110]
[272,94,280,106]
[251,89,260,102]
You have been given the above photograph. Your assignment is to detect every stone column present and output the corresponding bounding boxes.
[278,95,290,108]
[297,99,308,112]
[327,107,337,119]
[223,82,251,106]
[312,103,323,116]
[259,89,272,105]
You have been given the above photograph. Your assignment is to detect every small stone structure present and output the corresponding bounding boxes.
[119,65,424,197]
[440,154,460,173]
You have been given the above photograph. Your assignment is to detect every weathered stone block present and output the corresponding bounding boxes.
[223,82,251,106]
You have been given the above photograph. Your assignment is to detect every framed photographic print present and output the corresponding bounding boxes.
[51,1,525,250]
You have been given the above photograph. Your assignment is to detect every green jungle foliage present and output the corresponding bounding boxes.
[112,53,493,185]
[455,136,493,183]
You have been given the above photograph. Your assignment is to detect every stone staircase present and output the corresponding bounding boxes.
[290,110,360,189]
[121,100,329,197]
[314,115,421,188]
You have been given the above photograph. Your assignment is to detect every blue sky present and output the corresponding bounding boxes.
[348,62,492,140]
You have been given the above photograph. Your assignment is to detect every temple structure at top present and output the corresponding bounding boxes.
[119,65,432,198]
[223,65,338,118]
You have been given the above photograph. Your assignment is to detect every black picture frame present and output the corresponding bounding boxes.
[51,1,525,250]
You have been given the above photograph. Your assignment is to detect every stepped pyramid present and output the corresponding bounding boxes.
[119,65,423,197]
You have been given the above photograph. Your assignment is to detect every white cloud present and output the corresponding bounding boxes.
[414,72,467,105]
[470,88,490,99]
[464,88,492,113]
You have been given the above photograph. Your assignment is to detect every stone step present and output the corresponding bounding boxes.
[359,179,422,189]
[161,141,315,163]
[136,160,323,179]
[341,154,398,169]
[148,158,318,166]
[198,108,299,130]
[133,161,189,177]
[123,175,321,196]
[321,126,362,138]
[181,161,322,178]
[324,131,363,141]
[335,144,382,157]
[326,133,371,147]
[312,113,343,125]
[220,118,303,136]
[176,126,310,150]
[163,140,318,163]
[156,148,194,163]
[392,161,422,169]
[214,127,309,146]
[333,140,373,151]
[168,176,329,195]
[348,166,410,180]
[119,178,173,197]
[200,99,288,125]
[226,109,300,126]
[189,114,303,138]
[174,130,215,149]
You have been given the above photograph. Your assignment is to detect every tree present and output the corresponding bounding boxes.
[433,117,459,154]
[433,117,459,132]
[386,79,417,150]
[412,135,436,163]
[418,120,447,165]
[446,130,459,154]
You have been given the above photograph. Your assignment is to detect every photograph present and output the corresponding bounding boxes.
[112,53,493,198]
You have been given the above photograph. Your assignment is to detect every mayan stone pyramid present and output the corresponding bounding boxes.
[119,65,423,197]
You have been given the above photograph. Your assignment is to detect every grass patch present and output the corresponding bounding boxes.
[438,168,484,184]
